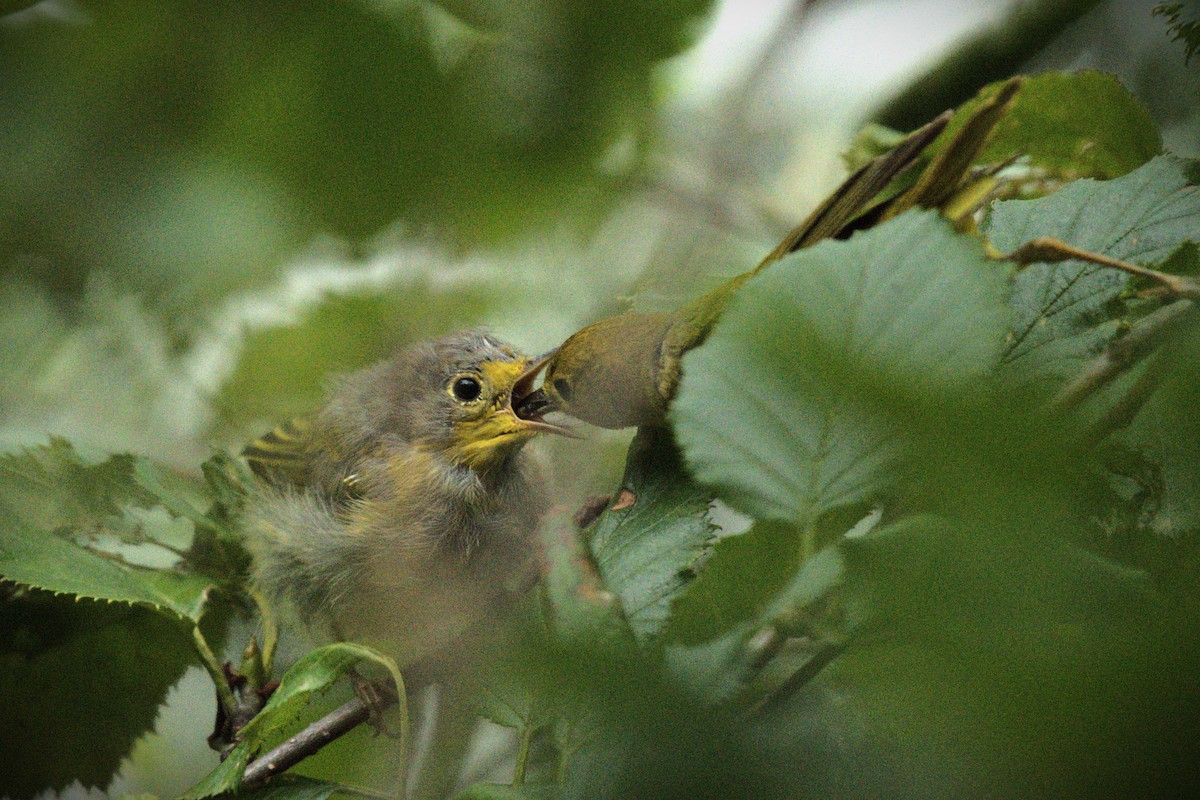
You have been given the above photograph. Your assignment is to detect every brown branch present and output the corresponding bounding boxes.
[1049,299,1198,414]
[241,694,384,786]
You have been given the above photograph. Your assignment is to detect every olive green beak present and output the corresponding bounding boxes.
[511,350,577,437]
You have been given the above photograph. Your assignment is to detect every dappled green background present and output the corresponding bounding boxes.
[2,1,1200,799]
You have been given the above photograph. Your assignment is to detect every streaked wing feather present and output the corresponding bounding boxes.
[242,417,314,486]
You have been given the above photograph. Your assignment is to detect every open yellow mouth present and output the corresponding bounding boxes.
[447,354,577,469]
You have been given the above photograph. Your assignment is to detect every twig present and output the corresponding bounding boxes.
[246,585,280,677]
[242,695,382,786]
[1078,353,1167,450]
[751,640,846,714]
[193,625,239,731]
[1049,299,1198,414]
[1008,237,1200,300]
[512,721,535,786]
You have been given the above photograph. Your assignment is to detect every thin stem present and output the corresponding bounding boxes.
[512,721,534,786]
[192,624,238,724]
[246,585,279,676]
[752,641,847,714]
[1079,354,1167,449]
[1008,237,1200,300]
[800,522,817,564]
[1050,299,1198,414]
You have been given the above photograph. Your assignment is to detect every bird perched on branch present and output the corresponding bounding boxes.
[242,330,568,681]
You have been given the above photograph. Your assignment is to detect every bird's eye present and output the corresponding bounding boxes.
[451,376,482,402]
[553,378,573,402]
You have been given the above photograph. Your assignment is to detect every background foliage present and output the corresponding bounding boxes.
[2,1,1199,799]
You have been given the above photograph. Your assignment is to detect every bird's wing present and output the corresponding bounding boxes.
[242,416,315,487]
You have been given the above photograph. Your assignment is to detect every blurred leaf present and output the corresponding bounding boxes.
[665,521,801,646]
[586,428,716,643]
[539,509,632,652]
[1116,323,1200,534]
[828,512,1199,800]
[942,71,1161,179]
[0,1,43,16]
[673,211,1009,525]
[0,0,715,312]
[986,154,1200,389]
[453,783,558,800]
[544,645,792,800]
[1155,2,1200,64]
[0,590,196,799]
[0,439,215,621]
[476,658,555,732]
[1158,240,1200,275]
[184,642,404,798]
[215,282,499,434]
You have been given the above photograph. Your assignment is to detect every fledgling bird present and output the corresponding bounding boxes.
[242,330,568,681]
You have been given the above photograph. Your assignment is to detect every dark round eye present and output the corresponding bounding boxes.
[553,377,573,402]
[452,376,482,402]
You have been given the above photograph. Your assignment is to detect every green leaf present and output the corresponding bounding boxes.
[586,429,716,644]
[0,440,215,621]
[226,775,361,800]
[665,521,802,646]
[184,642,405,798]
[0,437,155,532]
[942,71,1161,179]
[986,155,1200,388]
[673,211,1009,525]
[841,123,908,172]
[538,509,633,654]
[0,590,196,799]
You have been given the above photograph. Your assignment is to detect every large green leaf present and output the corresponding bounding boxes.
[0,590,197,799]
[184,642,405,798]
[986,154,1200,388]
[0,439,216,621]
[586,429,716,644]
[0,511,213,620]
[673,211,1009,525]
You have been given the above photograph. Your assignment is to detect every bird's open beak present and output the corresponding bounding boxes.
[510,350,578,438]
